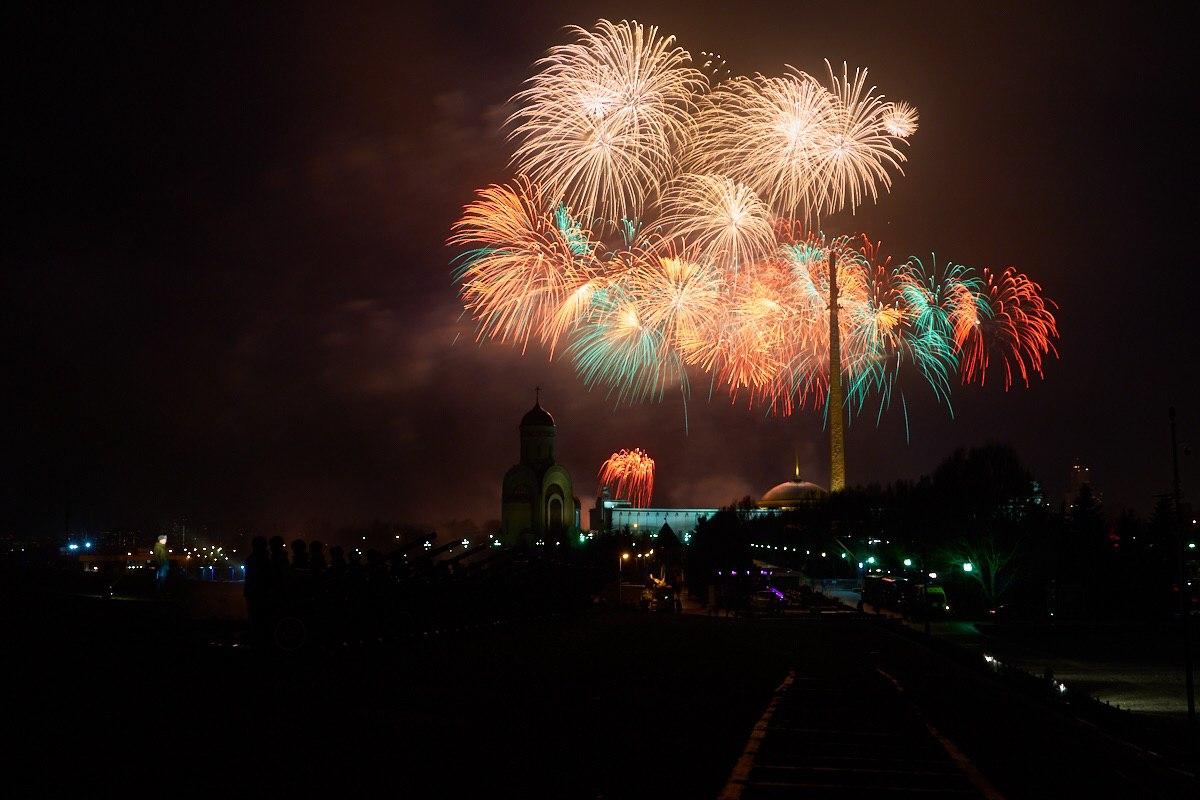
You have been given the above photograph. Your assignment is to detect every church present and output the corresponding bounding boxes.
[501,392,580,543]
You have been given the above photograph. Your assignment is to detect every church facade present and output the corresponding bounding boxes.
[501,394,580,543]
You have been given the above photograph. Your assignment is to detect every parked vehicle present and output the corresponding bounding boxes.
[746,589,783,617]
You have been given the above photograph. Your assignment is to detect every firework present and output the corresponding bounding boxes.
[450,178,601,357]
[690,70,833,221]
[568,280,684,405]
[507,19,707,224]
[625,249,725,353]
[809,62,908,217]
[656,173,777,272]
[449,19,1057,459]
[687,257,799,397]
[882,101,919,138]
[599,448,656,507]
[959,267,1060,389]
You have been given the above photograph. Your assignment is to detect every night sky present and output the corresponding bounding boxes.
[7,1,1198,537]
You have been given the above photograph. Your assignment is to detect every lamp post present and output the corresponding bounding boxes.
[922,552,933,636]
[1170,407,1196,757]
[617,552,630,606]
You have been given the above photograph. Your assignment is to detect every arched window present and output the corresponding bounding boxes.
[547,496,564,532]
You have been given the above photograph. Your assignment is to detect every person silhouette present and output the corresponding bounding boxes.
[244,536,270,642]
[269,536,289,574]
[290,538,309,571]
[309,540,327,577]
[328,545,347,578]
[152,535,170,591]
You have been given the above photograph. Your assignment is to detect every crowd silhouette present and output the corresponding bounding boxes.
[242,534,595,651]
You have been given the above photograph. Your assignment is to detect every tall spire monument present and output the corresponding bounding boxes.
[828,250,846,491]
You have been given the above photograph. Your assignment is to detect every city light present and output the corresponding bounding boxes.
[865,556,876,564]
[903,558,912,567]
[962,562,974,573]
[928,572,938,580]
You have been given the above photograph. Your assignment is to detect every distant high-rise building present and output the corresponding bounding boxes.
[1067,460,1102,510]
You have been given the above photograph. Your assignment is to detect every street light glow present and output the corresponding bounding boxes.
[903,558,912,567]
[962,562,974,573]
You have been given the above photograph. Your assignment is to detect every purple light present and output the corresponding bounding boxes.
[768,586,785,601]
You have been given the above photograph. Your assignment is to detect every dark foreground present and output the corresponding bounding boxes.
[8,592,1198,798]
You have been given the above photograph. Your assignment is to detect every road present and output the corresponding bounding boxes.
[7,590,1198,798]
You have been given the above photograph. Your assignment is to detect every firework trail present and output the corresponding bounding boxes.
[599,448,656,507]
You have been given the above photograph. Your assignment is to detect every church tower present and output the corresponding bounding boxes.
[501,390,579,544]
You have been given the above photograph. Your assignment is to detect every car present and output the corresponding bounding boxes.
[747,589,783,617]
[639,587,655,610]
[920,585,950,617]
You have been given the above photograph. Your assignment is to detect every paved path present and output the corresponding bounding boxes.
[826,588,1192,716]
[720,665,1000,799]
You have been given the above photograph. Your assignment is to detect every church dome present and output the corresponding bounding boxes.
[758,478,827,509]
[521,401,555,427]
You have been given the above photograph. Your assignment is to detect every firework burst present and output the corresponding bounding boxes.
[959,267,1060,389]
[451,178,602,356]
[599,448,656,507]
[656,173,777,272]
[810,61,908,217]
[882,101,919,138]
[507,19,707,224]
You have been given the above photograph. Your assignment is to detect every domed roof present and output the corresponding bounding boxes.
[520,401,555,427]
[758,478,827,508]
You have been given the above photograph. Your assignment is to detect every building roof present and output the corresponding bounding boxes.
[757,479,827,508]
[520,400,555,427]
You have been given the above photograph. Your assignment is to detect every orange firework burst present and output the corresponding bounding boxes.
[450,178,602,356]
[598,448,656,507]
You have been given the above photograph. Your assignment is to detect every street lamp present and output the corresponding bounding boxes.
[962,562,974,573]
[903,558,912,567]
[617,552,630,606]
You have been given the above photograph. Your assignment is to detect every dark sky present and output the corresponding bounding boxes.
[6,1,1198,537]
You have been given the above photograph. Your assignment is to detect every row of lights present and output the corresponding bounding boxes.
[752,544,827,557]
